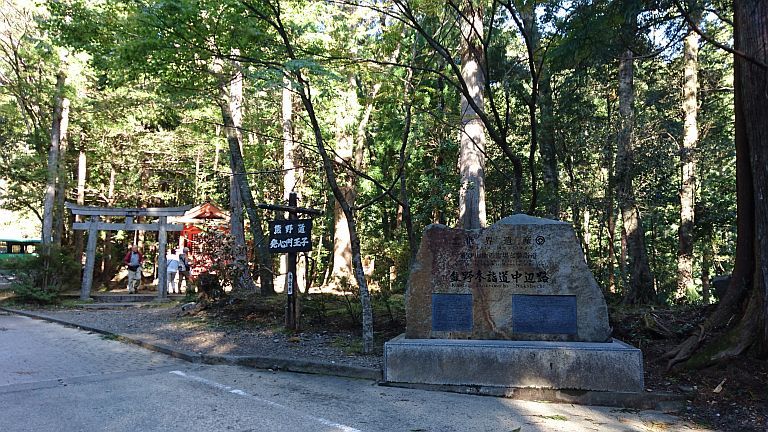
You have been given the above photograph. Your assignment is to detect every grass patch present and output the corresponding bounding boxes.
[145,301,179,309]
[330,335,364,354]
[534,414,568,421]
[58,299,91,308]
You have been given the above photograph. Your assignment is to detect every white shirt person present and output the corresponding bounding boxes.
[166,249,180,295]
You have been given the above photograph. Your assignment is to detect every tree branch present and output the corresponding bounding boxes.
[673,0,768,70]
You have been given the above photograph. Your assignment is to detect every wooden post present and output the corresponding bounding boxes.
[286,192,299,330]
[157,216,168,300]
[80,215,99,300]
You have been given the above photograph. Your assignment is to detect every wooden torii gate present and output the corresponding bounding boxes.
[67,203,192,300]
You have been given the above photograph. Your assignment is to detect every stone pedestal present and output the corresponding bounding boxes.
[384,335,644,393]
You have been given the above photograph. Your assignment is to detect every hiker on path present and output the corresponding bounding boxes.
[177,247,191,293]
[123,245,144,294]
[166,248,180,295]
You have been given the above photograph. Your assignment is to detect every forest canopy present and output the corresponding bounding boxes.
[1,0,762,362]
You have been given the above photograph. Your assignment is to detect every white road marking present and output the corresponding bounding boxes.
[170,370,362,432]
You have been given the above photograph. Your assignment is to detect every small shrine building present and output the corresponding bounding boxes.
[170,202,230,277]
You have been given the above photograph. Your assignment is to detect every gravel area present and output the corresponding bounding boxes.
[20,306,384,370]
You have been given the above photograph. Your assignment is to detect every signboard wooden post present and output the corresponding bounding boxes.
[286,193,299,330]
[67,203,190,300]
[260,192,320,330]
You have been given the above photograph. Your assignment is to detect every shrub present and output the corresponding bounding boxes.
[0,255,36,270]
[195,223,251,293]
[197,272,224,301]
[11,249,80,304]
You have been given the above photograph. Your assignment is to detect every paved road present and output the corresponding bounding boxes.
[0,312,707,432]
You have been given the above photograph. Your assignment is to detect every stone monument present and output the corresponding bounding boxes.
[384,215,644,397]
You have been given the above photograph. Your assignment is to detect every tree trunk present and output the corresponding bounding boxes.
[226,58,257,293]
[330,74,359,285]
[538,70,559,219]
[726,0,768,358]
[279,78,294,289]
[217,63,273,296]
[100,163,117,284]
[607,204,617,294]
[53,158,67,247]
[676,25,700,302]
[401,38,418,264]
[53,97,70,247]
[615,49,655,304]
[42,72,66,249]
[331,72,384,286]
[701,237,713,304]
[74,144,86,265]
[213,139,221,173]
[297,79,375,352]
[582,209,591,263]
[433,62,447,225]
[332,186,356,284]
[603,91,617,294]
[229,172,257,292]
[280,78,307,294]
[666,0,768,367]
[518,5,540,215]
[458,0,487,229]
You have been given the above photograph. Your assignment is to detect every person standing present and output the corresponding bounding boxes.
[123,245,144,294]
[177,247,191,293]
[166,248,180,295]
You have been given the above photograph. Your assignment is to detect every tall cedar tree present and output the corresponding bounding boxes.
[666,0,768,367]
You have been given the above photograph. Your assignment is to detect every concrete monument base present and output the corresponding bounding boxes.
[384,335,644,393]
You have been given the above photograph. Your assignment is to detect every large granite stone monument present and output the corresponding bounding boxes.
[384,215,644,396]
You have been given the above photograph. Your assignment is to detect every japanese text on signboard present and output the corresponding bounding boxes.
[268,219,313,253]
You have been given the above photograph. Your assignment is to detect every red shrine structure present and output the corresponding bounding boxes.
[170,202,230,277]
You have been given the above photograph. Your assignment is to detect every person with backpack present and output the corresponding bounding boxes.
[177,247,192,293]
[123,245,144,294]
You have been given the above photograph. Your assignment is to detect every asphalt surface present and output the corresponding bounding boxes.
[0,311,708,431]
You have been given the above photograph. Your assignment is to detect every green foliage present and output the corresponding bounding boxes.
[182,289,200,303]
[0,0,740,309]
[329,335,364,355]
[195,223,249,293]
[197,273,224,301]
[10,249,80,304]
[0,250,40,269]
[373,291,405,326]
[337,276,362,326]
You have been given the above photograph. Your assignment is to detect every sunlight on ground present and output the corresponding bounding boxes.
[498,399,710,432]
[183,333,237,354]
[142,323,239,354]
